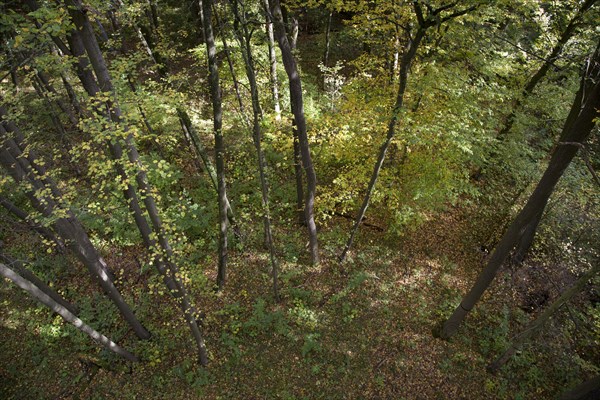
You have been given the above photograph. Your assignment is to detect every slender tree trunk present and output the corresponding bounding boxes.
[323,11,333,67]
[338,2,479,262]
[200,0,229,288]
[213,8,247,123]
[0,252,78,314]
[262,0,281,120]
[496,0,596,141]
[0,262,138,362]
[231,0,279,300]
[289,16,299,50]
[339,26,426,263]
[268,0,319,264]
[487,263,600,373]
[439,48,600,339]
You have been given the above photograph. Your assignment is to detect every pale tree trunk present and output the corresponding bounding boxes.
[440,46,600,339]
[262,0,281,120]
[199,0,229,289]
[0,125,150,340]
[68,1,208,364]
[0,262,138,362]
[323,11,333,67]
[0,252,77,315]
[487,263,600,373]
[338,2,478,263]
[231,0,279,300]
[268,0,319,265]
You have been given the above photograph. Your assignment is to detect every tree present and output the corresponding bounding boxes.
[0,262,138,362]
[439,43,600,339]
[339,0,477,262]
[268,0,320,265]
[199,0,229,289]
[230,0,279,300]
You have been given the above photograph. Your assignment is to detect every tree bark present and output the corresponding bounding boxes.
[231,0,279,300]
[0,195,66,251]
[200,0,229,289]
[487,263,599,373]
[262,0,281,120]
[268,0,319,264]
[0,262,138,362]
[440,46,600,339]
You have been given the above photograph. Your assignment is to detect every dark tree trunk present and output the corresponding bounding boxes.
[0,262,138,362]
[231,0,279,300]
[213,8,247,123]
[338,2,479,263]
[0,195,65,252]
[339,25,425,263]
[439,46,600,339]
[269,0,319,264]
[0,252,77,314]
[496,0,597,141]
[200,0,229,288]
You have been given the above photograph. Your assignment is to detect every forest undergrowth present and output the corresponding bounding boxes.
[1,204,591,399]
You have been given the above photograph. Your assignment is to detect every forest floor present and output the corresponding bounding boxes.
[1,204,590,399]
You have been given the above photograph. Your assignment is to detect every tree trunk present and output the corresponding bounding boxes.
[0,195,65,252]
[339,25,426,263]
[213,7,247,123]
[262,0,281,120]
[231,0,279,300]
[0,252,78,315]
[0,262,138,362]
[200,0,229,289]
[268,0,319,265]
[487,263,599,373]
[323,11,333,67]
[439,46,600,339]
[496,0,596,141]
